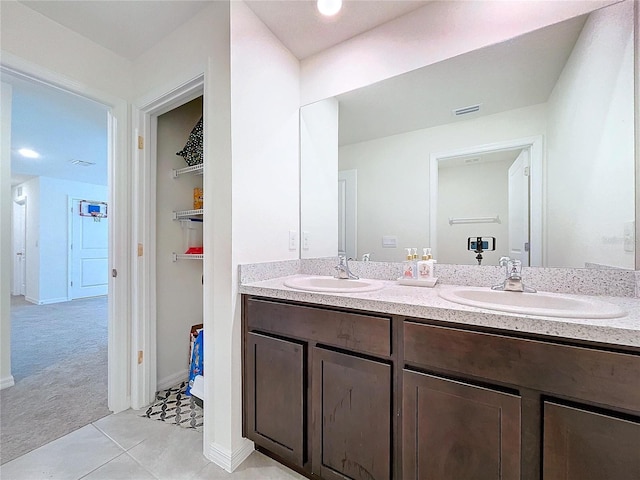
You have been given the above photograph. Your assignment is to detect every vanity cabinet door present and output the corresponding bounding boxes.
[245,332,306,466]
[543,401,640,480]
[312,347,391,480]
[403,370,521,480]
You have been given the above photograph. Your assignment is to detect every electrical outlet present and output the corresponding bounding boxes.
[289,230,298,250]
[302,231,310,250]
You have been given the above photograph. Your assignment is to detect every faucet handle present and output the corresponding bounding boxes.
[499,256,511,267]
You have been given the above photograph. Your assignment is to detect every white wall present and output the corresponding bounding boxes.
[0,1,133,101]
[546,0,634,269]
[438,159,512,265]
[230,0,300,461]
[17,177,107,305]
[339,103,547,262]
[132,1,236,466]
[155,98,203,388]
[300,98,339,258]
[300,0,616,104]
[1,81,14,389]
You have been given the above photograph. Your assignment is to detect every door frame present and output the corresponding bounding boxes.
[0,56,131,412]
[11,196,26,296]
[429,136,543,266]
[131,75,204,409]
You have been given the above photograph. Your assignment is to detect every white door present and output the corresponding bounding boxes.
[508,150,530,266]
[338,170,357,259]
[70,199,108,299]
[12,200,26,296]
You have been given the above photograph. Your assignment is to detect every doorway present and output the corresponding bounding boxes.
[1,70,116,463]
[429,136,543,266]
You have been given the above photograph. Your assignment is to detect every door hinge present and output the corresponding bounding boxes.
[137,243,143,257]
[70,281,73,287]
[524,242,530,252]
[524,166,530,176]
[138,135,144,150]
[112,268,118,278]
[138,350,143,364]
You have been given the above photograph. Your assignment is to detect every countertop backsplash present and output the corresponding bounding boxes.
[239,257,639,298]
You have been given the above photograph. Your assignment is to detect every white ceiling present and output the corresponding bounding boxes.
[6,73,109,187]
[244,1,432,59]
[19,0,432,61]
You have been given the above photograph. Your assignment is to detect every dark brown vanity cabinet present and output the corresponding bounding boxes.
[243,296,639,480]
[242,296,393,479]
[402,370,521,480]
[245,332,306,466]
[313,347,391,480]
[403,320,640,480]
[543,402,640,480]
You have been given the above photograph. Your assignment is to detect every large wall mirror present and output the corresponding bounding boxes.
[300,0,636,270]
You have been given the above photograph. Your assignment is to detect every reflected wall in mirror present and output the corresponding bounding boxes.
[300,0,636,269]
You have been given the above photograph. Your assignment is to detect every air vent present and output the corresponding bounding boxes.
[453,104,481,116]
[464,157,480,164]
[69,159,95,167]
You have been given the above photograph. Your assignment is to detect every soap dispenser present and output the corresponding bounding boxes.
[417,248,435,279]
[403,248,416,278]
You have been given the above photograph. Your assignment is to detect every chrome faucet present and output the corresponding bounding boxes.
[334,255,359,280]
[492,256,536,292]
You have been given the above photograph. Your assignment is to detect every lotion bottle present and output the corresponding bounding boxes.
[403,248,416,278]
[417,248,435,279]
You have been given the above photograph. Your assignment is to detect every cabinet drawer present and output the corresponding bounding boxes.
[245,297,391,357]
[404,321,640,412]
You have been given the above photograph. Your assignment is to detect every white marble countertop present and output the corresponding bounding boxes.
[239,274,640,348]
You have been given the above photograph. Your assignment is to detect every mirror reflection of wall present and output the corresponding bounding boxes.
[300,0,635,270]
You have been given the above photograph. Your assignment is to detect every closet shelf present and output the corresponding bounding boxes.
[173,253,204,262]
[173,209,204,220]
[172,164,203,178]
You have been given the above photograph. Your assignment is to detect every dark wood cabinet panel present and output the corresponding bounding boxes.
[313,347,391,480]
[403,370,521,480]
[404,321,640,413]
[245,297,392,357]
[543,401,640,480]
[245,332,306,466]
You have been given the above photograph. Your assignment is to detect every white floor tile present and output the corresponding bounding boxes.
[126,423,209,480]
[0,424,124,480]
[93,409,175,451]
[80,452,157,480]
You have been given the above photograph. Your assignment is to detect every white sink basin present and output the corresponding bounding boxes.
[284,276,385,293]
[439,286,626,319]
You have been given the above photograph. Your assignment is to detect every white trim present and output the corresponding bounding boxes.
[1,53,132,414]
[131,74,205,411]
[429,135,544,266]
[28,296,69,305]
[206,439,254,473]
[156,370,189,392]
[0,375,15,390]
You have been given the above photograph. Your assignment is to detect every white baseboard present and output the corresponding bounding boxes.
[1,375,15,390]
[156,369,189,391]
[25,296,68,305]
[207,438,254,473]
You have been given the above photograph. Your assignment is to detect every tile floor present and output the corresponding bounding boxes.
[1,409,306,480]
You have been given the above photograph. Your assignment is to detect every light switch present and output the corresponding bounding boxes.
[624,221,635,253]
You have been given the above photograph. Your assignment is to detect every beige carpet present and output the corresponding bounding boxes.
[0,296,111,464]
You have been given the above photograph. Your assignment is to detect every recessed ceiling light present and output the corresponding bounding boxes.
[317,0,342,16]
[18,148,40,159]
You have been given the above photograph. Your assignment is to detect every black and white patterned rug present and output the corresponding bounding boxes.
[142,382,203,432]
